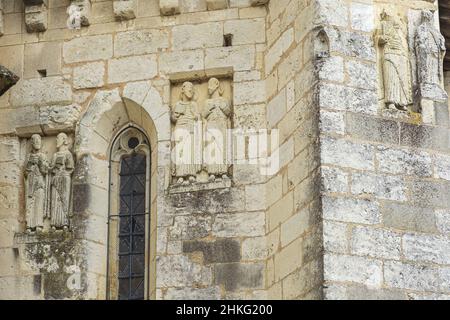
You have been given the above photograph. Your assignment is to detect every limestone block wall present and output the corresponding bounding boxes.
[0,0,274,300]
[263,0,323,299]
[318,0,450,300]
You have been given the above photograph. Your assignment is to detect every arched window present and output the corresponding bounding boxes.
[107,126,151,300]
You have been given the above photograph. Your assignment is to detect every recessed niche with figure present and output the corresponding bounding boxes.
[170,77,233,190]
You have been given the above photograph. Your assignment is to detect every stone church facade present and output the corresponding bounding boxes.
[0,0,449,300]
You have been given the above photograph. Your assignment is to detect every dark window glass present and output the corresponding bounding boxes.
[118,153,147,300]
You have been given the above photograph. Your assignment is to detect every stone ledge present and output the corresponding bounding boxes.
[14,230,73,247]
[169,179,232,194]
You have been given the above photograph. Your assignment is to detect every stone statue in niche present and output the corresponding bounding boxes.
[203,78,231,182]
[49,133,74,231]
[415,10,447,103]
[377,11,413,111]
[171,81,202,185]
[25,134,49,233]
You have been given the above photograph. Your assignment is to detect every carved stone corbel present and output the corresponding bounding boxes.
[68,0,91,28]
[113,0,136,21]
[160,0,180,16]
[0,65,19,96]
[24,0,48,33]
[206,0,228,11]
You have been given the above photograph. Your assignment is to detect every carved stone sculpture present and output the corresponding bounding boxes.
[50,133,74,231]
[171,82,202,185]
[415,10,447,103]
[203,78,231,181]
[25,134,49,233]
[377,12,412,111]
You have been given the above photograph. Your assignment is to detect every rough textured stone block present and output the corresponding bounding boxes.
[321,167,348,193]
[214,263,264,291]
[113,0,136,21]
[206,0,228,10]
[160,0,180,16]
[322,196,381,225]
[156,255,212,287]
[24,41,62,79]
[182,239,241,264]
[165,287,221,300]
[400,123,449,152]
[10,76,72,108]
[321,137,375,170]
[108,55,157,83]
[323,221,348,254]
[25,4,47,33]
[350,172,406,201]
[115,29,169,57]
[403,234,450,265]
[212,212,265,237]
[73,62,105,89]
[224,18,265,45]
[350,3,374,32]
[382,203,437,233]
[376,146,432,177]
[351,226,401,259]
[384,261,441,291]
[346,113,399,144]
[63,35,113,63]
[172,22,223,50]
[324,254,382,286]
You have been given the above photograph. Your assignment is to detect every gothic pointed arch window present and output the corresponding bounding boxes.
[107,126,151,300]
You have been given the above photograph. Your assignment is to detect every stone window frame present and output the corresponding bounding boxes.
[106,125,152,300]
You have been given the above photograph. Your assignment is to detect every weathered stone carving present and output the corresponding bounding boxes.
[49,133,74,231]
[377,11,412,111]
[0,65,20,96]
[68,0,91,28]
[415,10,447,105]
[171,82,202,184]
[160,0,180,16]
[24,1,48,33]
[203,78,231,181]
[25,134,49,233]
[113,0,136,21]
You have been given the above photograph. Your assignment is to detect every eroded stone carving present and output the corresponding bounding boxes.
[113,0,136,21]
[171,81,202,185]
[203,78,231,182]
[415,10,447,105]
[24,2,48,33]
[49,133,74,231]
[0,65,20,96]
[25,134,49,233]
[160,0,180,16]
[377,11,412,111]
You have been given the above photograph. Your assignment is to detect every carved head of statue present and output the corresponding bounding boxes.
[208,78,224,96]
[381,11,403,30]
[56,133,69,150]
[30,134,42,151]
[421,10,434,25]
[181,82,195,101]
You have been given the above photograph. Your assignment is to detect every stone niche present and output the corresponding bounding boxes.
[169,77,234,192]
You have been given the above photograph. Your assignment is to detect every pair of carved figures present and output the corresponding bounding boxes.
[171,78,231,185]
[25,133,74,232]
[377,10,446,112]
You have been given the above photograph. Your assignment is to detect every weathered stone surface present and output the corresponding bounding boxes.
[321,166,348,193]
[115,30,169,57]
[113,0,136,20]
[40,104,81,134]
[224,19,265,45]
[169,215,212,240]
[409,180,450,208]
[351,226,401,260]
[324,254,382,286]
[403,234,450,265]
[435,210,450,234]
[382,203,438,233]
[321,137,375,171]
[160,0,180,16]
[212,212,265,238]
[206,0,228,11]
[351,3,374,32]
[156,255,212,287]
[25,4,47,33]
[172,22,223,50]
[214,263,264,291]
[323,196,381,225]
[108,55,157,83]
[384,261,441,292]
[73,62,105,89]
[323,220,348,254]
[63,35,113,63]
[242,236,267,261]
[183,239,241,264]
[376,146,432,177]
[400,123,449,152]
[346,113,399,144]
[350,172,407,201]
[10,76,72,108]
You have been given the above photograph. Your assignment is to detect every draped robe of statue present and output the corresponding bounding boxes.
[203,79,231,180]
[378,16,413,110]
[415,11,446,97]
[25,137,48,231]
[171,82,202,183]
[50,142,74,229]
